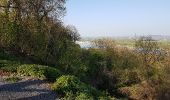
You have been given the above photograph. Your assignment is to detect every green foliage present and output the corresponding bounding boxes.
[52,75,101,99]
[17,64,46,79]
[5,76,20,83]
[61,92,94,100]
[58,42,82,73]
[0,1,169,99]
[61,92,75,100]
[44,67,61,81]
[79,47,142,91]
[0,0,80,67]
[0,64,19,72]
[0,21,19,47]
[75,92,94,100]
[17,64,61,80]
[52,75,88,94]
[118,82,156,100]
[0,59,21,72]
[98,96,113,100]
[80,49,108,86]
[116,70,141,88]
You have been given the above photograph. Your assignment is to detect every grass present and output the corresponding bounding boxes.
[5,76,20,83]
[0,59,21,72]
[115,39,170,51]
[17,64,61,81]
[115,39,135,47]
[0,50,61,81]
[158,40,170,50]
[0,50,26,72]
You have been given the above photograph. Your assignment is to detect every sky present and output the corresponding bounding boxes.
[64,0,170,37]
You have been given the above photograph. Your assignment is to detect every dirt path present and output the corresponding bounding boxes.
[0,78,58,100]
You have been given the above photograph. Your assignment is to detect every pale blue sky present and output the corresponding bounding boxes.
[64,0,170,37]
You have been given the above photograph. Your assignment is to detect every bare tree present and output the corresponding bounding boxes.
[66,25,80,42]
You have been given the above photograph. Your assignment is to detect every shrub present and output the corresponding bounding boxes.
[82,49,108,87]
[44,67,61,81]
[61,92,75,100]
[0,60,20,72]
[118,82,156,100]
[5,76,20,83]
[17,64,60,80]
[116,70,141,88]
[98,96,113,100]
[60,92,94,100]
[17,64,46,78]
[52,75,101,99]
[75,92,94,100]
[0,64,19,72]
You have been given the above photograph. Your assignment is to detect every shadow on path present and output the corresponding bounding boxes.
[0,79,57,100]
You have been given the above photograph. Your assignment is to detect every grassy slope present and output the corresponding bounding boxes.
[0,49,31,73]
[0,49,61,81]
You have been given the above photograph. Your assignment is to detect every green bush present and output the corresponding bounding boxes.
[81,49,108,87]
[17,64,61,80]
[0,60,20,72]
[118,82,156,100]
[61,92,75,100]
[52,75,101,99]
[61,92,112,100]
[17,64,46,78]
[75,92,94,100]
[0,64,19,72]
[5,76,20,83]
[44,67,61,81]
[60,92,94,100]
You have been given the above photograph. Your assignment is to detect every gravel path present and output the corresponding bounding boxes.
[0,78,58,100]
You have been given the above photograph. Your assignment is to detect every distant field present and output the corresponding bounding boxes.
[78,38,170,50]
[159,40,170,50]
[115,39,170,50]
[115,39,135,47]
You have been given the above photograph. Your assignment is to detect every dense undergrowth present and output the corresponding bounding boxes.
[1,39,170,100]
[0,49,114,99]
[0,0,169,99]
